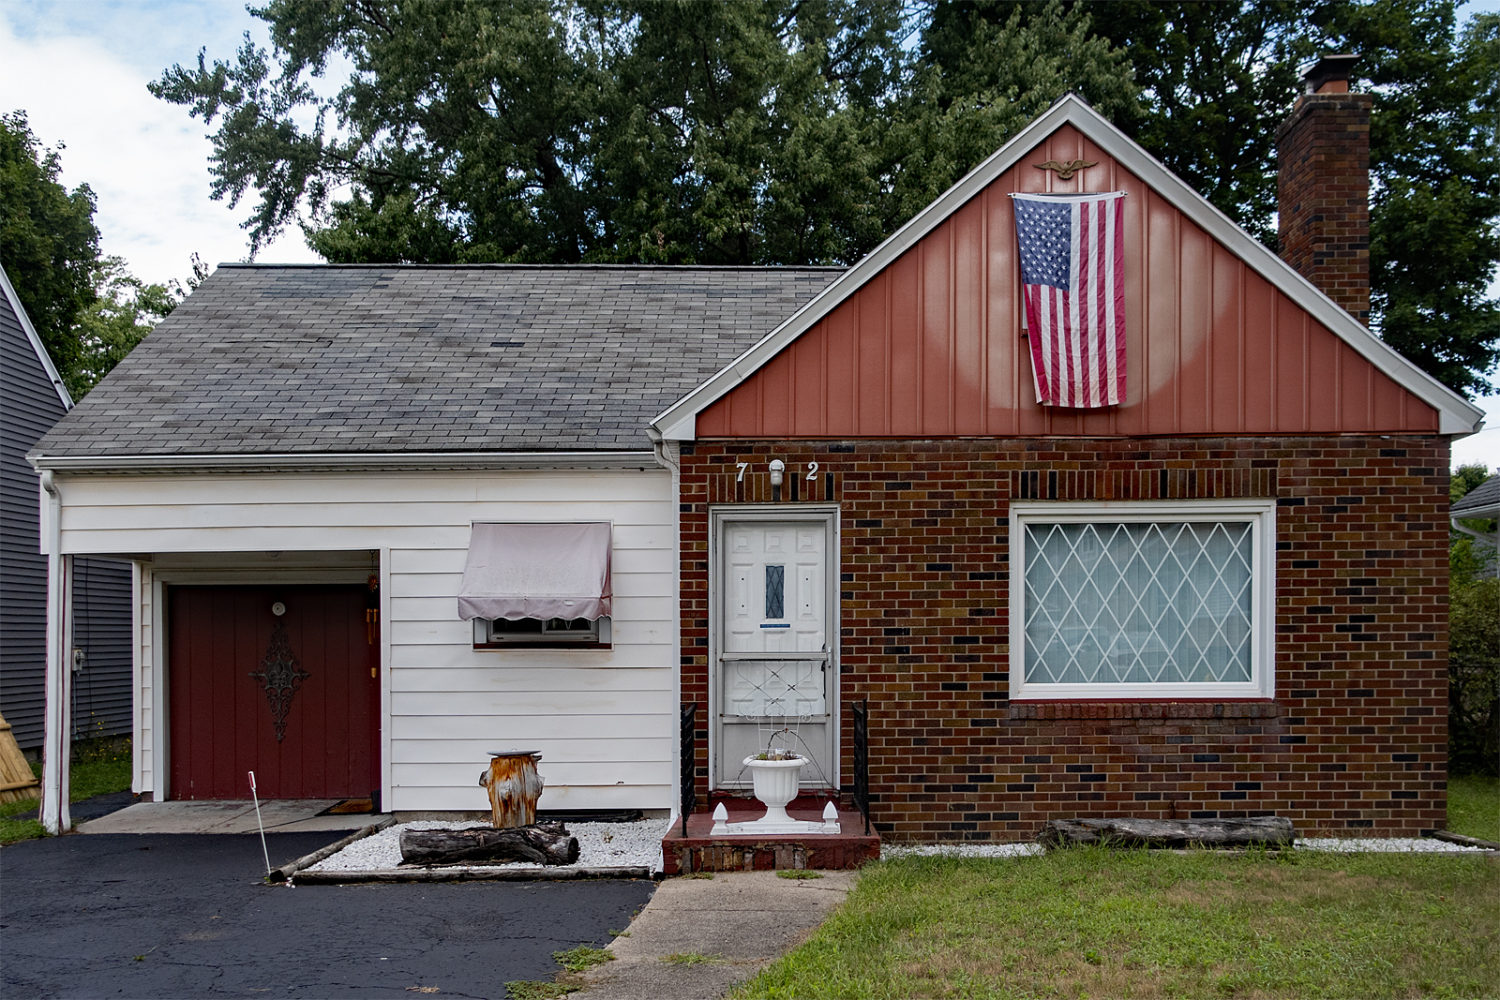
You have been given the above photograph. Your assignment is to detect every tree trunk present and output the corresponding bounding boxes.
[480,753,544,829]
[400,822,580,867]
[1039,816,1295,849]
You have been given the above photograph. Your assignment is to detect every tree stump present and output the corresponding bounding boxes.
[479,751,544,828]
[1039,816,1296,849]
[399,822,581,867]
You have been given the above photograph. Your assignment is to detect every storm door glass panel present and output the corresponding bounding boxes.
[1024,521,1253,685]
[724,659,827,717]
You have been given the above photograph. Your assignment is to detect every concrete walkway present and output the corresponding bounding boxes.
[76,799,379,835]
[570,870,855,1000]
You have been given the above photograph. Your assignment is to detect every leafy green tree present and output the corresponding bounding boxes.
[152,0,1494,394]
[149,0,1133,266]
[0,110,102,383]
[922,0,1498,398]
[922,0,1307,243]
[586,0,909,265]
[2,110,197,397]
[1449,465,1498,776]
[881,0,1137,233]
[1357,8,1500,398]
[67,257,185,398]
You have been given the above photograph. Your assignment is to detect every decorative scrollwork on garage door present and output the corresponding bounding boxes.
[249,620,310,742]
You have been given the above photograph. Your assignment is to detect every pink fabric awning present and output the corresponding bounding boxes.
[457,522,613,622]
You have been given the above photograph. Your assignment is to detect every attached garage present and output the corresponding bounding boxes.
[28,265,836,828]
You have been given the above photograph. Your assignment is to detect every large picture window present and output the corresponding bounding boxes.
[1009,501,1275,699]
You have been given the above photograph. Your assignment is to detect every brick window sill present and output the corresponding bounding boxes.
[1007,701,1281,720]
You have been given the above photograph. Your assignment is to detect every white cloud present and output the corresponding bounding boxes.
[0,0,320,287]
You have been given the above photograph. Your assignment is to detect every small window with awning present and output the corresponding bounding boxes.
[459,522,613,647]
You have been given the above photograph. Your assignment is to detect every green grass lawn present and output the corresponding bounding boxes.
[733,848,1500,1000]
[0,738,130,845]
[1448,773,1500,842]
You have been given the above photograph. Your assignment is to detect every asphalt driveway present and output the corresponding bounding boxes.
[0,832,655,999]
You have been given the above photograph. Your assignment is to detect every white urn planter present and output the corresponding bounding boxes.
[743,754,808,825]
[707,753,841,837]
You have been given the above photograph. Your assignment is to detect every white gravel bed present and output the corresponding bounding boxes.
[884,843,1045,859]
[1294,837,1491,853]
[305,818,672,874]
[883,838,1492,858]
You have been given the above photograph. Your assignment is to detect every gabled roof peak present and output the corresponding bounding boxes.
[652,95,1482,439]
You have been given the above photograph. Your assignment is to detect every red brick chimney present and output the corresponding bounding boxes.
[1276,54,1372,322]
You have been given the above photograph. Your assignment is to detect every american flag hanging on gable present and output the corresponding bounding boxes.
[1011,191,1126,407]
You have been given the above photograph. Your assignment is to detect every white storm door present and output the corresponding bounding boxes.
[714,513,836,789]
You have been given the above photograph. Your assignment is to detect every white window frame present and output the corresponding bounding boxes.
[473,615,612,647]
[1009,499,1276,700]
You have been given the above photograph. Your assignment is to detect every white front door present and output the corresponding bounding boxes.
[713,510,837,789]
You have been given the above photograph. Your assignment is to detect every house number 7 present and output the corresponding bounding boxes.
[806,461,819,480]
[736,462,749,483]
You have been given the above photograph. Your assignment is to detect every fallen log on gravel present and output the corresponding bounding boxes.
[1039,816,1295,849]
[400,822,580,867]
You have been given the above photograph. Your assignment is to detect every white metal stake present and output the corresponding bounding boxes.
[249,771,271,875]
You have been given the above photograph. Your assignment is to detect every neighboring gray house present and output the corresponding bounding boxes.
[1,264,132,750]
[1452,473,1500,576]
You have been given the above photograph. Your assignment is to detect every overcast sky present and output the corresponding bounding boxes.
[2,0,1495,468]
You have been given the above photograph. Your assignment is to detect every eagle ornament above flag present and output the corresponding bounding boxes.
[1011,191,1126,408]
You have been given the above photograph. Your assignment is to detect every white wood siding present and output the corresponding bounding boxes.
[57,469,677,812]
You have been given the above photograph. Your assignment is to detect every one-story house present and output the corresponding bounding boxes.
[30,70,1483,837]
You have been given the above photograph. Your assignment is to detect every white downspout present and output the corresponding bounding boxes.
[40,470,72,834]
[650,431,684,828]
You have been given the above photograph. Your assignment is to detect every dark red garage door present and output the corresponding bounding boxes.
[169,585,378,800]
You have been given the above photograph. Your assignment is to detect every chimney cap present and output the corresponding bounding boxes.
[1298,54,1360,94]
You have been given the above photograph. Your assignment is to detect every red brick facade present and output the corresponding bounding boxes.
[679,435,1450,840]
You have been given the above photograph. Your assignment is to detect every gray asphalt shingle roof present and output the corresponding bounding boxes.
[1452,474,1500,517]
[33,264,840,458]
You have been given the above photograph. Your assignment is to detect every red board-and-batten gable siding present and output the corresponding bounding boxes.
[696,124,1438,439]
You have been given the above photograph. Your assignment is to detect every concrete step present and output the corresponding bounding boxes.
[662,798,879,873]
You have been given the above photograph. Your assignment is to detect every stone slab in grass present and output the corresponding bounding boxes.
[1040,816,1295,849]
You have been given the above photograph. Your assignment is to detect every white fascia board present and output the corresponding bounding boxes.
[653,94,1483,439]
[25,450,660,474]
[658,411,697,443]
[1,263,73,410]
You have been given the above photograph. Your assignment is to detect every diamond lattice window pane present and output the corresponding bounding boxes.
[1024,521,1253,685]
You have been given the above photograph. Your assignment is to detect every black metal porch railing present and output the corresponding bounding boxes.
[853,699,871,835]
[679,702,698,837]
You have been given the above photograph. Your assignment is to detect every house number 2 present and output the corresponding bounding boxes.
[805,461,819,480]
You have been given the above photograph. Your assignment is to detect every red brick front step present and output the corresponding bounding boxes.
[662,795,880,874]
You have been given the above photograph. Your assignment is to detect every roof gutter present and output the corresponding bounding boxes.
[26,450,661,474]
